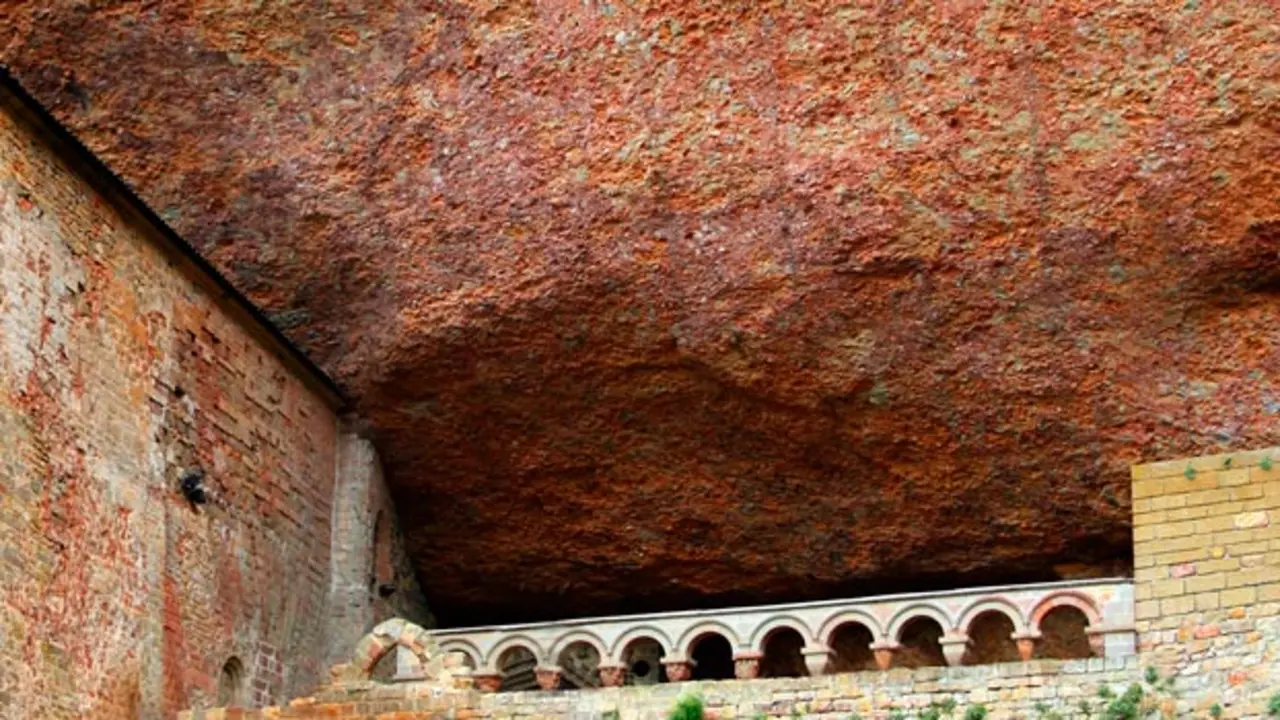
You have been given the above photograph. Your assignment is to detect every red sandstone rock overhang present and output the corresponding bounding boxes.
[0,65,347,411]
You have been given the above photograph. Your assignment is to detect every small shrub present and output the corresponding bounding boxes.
[1184,465,1197,480]
[1210,703,1223,719]
[964,705,989,720]
[1268,691,1280,717]
[669,693,705,720]
[1101,683,1145,720]
[1034,700,1064,720]
[1144,666,1160,685]
[602,712,620,720]
[889,709,907,720]
[1262,456,1274,472]
[1079,700,1095,718]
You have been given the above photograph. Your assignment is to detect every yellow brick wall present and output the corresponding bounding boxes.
[1132,447,1280,717]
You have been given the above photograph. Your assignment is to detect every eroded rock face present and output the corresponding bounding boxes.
[6,0,1278,625]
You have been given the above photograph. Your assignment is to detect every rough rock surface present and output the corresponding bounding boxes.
[4,0,1278,625]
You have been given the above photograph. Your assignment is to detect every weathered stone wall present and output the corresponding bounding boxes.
[182,659,1143,719]
[0,82,427,718]
[327,429,432,669]
[1131,448,1280,717]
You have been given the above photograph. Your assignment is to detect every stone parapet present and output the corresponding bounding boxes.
[430,578,1135,674]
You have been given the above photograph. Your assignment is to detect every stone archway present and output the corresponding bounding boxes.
[334,618,437,684]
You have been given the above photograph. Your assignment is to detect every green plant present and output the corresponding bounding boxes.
[1034,700,1064,720]
[1079,700,1095,718]
[1185,465,1197,480]
[889,709,907,720]
[1144,666,1160,685]
[1268,691,1280,717]
[1263,456,1274,472]
[1223,457,1233,469]
[964,705,989,720]
[1209,703,1223,719]
[669,693,705,720]
[602,711,620,720]
[1100,683,1145,720]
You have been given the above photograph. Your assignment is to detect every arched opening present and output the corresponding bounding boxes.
[556,641,602,689]
[369,646,399,681]
[829,622,877,673]
[1037,605,1093,659]
[497,646,539,692]
[621,637,666,685]
[760,627,807,678]
[372,510,394,591]
[963,611,1019,665]
[216,656,245,707]
[689,633,734,681]
[895,617,947,668]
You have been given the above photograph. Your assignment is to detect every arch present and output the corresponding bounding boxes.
[962,610,1020,666]
[895,616,948,669]
[886,603,955,642]
[957,597,1028,635]
[609,625,675,660]
[549,630,608,663]
[1030,591,1102,629]
[828,622,877,673]
[677,621,743,655]
[689,632,735,681]
[217,656,245,707]
[817,609,887,645]
[749,615,816,651]
[619,637,666,686]
[556,639,603,690]
[484,634,545,670]
[438,639,483,670]
[1036,605,1094,660]
[760,626,807,678]
[351,618,432,679]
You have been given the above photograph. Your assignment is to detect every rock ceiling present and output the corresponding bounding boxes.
[4,0,1278,624]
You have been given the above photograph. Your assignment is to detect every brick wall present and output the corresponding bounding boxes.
[0,81,426,718]
[1131,447,1280,717]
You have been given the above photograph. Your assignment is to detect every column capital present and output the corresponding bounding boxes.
[939,633,970,667]
[661,658,694,683]
[597,663,626,687]
[472,672,503,693]
[534,666,562,691]
[869,640,899,671]
[732,651,762,679]
[801,646,834,676]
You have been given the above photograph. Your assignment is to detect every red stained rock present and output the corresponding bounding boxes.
[4,1,1279,625]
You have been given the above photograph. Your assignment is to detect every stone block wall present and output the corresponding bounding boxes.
[0,79,427,718]
[181,659,1143,720]
[1131,448,1280,717]
[327,430,431,670]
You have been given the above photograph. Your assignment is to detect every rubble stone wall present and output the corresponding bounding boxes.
[0,81,426,719]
